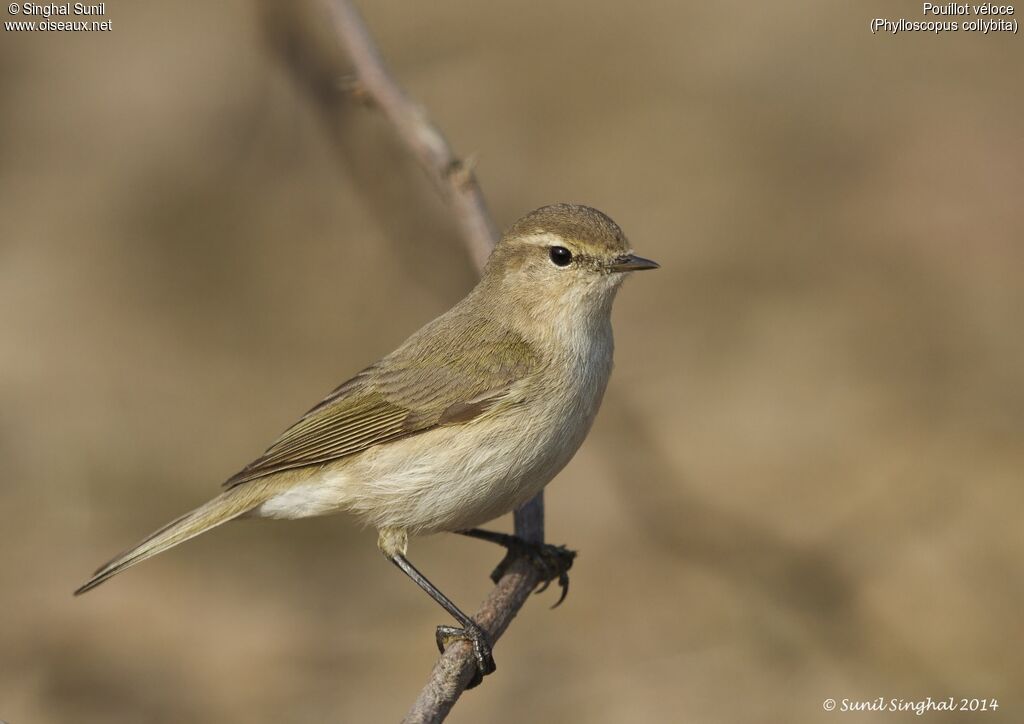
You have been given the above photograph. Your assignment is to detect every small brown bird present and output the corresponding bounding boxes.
[76,203,657,683]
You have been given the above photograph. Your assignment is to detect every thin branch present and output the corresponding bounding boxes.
[322,1,548,721]
[327,0,498,271]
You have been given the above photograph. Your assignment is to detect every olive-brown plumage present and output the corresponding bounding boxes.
[75,203,657,682]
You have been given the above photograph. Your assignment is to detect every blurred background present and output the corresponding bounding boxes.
[2,1,1021,721]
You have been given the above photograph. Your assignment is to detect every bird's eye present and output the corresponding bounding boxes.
[549,246,573,267]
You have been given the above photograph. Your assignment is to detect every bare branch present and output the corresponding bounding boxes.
[321,1,548,720]
[327,0,498,271]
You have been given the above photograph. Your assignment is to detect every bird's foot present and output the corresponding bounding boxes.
[436,622,496,689]
[483,533,576,607]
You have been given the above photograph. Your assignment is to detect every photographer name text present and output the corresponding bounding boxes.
[13,3,104,17]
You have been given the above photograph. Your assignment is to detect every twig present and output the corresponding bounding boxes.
[327,0,498,272]
[322,1,548,721]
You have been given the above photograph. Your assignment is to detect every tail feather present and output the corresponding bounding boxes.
[74,484,270,595]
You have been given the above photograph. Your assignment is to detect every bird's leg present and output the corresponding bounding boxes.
[388,552,496,688]
[457,528,576,607]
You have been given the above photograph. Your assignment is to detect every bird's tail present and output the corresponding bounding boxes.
[74,483,272,596]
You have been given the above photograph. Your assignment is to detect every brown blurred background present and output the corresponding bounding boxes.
[2,1,1021,722]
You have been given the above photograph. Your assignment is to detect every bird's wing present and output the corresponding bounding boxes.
[222,321,540,488]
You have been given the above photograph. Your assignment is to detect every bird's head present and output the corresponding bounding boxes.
[481,204,658,321]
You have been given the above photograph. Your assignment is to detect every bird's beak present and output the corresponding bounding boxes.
[608,253,660,272]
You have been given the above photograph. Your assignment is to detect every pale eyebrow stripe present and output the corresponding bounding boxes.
[521,232,571,248]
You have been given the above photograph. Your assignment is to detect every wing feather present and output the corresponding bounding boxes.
[222,319,540,489]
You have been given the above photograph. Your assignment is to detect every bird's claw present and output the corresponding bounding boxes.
[490,539,576,608]
[435,622,496,689]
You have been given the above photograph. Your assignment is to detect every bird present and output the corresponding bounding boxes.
[75,203,658,684]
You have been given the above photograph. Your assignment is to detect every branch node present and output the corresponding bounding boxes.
[446,155,479,191]
[337,74,374,105]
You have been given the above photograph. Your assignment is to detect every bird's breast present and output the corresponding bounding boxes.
[341,322,614,534]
